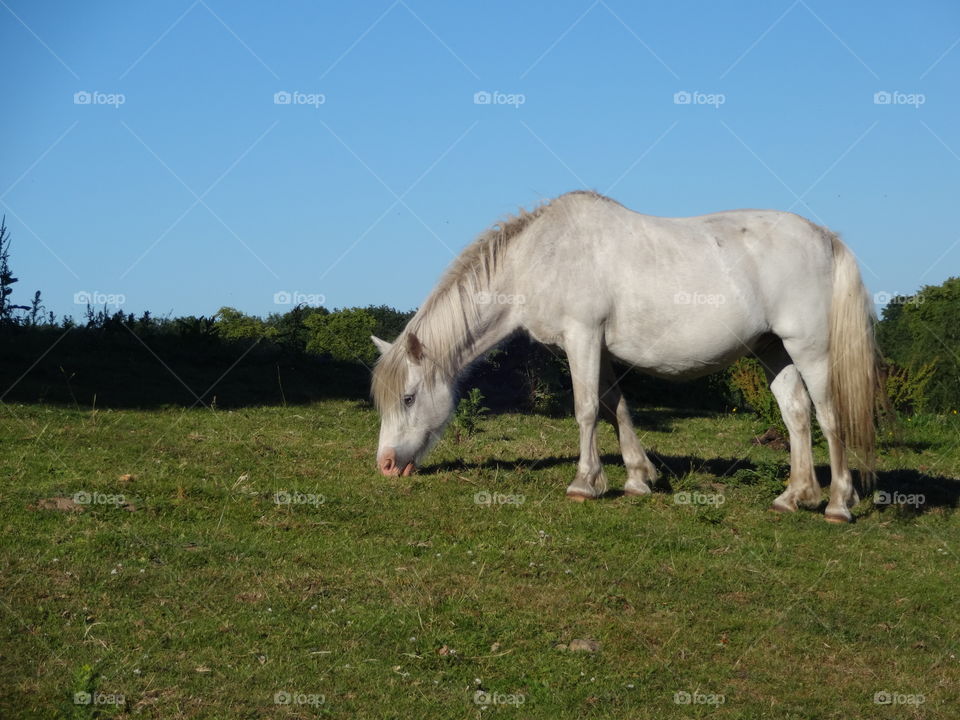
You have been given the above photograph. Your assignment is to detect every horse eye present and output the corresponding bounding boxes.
[403,394,415,408]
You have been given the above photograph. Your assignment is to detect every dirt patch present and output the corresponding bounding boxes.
[752,427,789,451]
[29,497,84,512]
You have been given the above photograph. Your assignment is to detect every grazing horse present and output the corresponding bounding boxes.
[371,191,878,522]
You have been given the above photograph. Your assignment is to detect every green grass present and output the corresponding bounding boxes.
[1,401,959,718]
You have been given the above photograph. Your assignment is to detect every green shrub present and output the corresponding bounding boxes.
[885,359,937,415]
[522,345,570,415]
[453,388,488,440]
[215,306,276,340]
[305,307,377,365]
[876,277,960,412]
[727,357,785,433]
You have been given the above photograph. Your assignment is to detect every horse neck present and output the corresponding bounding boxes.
[416,275,519,382]
[460,297,519,368]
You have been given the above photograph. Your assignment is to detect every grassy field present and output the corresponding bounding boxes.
[1,399,959,718]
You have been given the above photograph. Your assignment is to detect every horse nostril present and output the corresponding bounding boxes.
[379,451,397,475]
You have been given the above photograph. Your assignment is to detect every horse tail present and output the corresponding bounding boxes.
[828,232,879,490]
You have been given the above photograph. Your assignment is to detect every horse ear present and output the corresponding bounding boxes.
[406,332,424,363]
[371,335,392,355]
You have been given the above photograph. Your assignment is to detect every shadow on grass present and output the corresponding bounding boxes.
[809,465,960,516]
[422,452,960,513]
[422,451,754,497]
[869,468,960,515]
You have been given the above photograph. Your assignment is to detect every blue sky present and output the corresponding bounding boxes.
[2,0,958,320]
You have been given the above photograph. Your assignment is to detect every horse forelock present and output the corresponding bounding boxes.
[371,340,408,414]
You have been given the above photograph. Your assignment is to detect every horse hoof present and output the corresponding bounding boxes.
[623,488,651,497]
[566,492,593,503]
[769,500,795,513]
[824,511,851,524]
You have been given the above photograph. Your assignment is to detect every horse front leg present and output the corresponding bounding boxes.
[564,329,607,501]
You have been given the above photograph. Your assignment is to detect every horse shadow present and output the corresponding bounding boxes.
[869,467,960,515]
[422,452,960,515]
[421,452,752,497]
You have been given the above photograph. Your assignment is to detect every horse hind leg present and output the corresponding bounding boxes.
[598,354,658,495]
[758,345,821,512]
[781,339,858,522]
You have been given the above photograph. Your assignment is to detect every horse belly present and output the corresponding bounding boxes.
[604,307,765,379]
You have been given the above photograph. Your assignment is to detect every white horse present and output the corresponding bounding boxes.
[371,191,878,522]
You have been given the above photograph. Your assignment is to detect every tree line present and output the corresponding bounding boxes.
[0,217,956,415]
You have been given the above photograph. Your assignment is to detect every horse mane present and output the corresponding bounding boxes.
[371,191,614,413]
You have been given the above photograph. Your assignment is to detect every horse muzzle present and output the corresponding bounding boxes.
[377,449,416,477]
